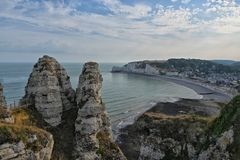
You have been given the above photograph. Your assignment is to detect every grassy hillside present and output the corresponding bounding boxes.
[209,95,240,159]
[211,95,240,136]
[0,106,53,152]
[147,58,239,74]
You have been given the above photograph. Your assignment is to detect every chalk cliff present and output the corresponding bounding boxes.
[73,62,126,160]
[112,61,159,75]
[21,55,76,127]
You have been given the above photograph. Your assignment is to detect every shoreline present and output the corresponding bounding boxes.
[153,75,232,103]
[111,71,232,137]
[112,72,232,103]
[111,97,180,139]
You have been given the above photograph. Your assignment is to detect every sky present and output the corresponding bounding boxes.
[0,0,240,62]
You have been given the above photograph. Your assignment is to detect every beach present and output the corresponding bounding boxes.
[111,71,232,137]
[117,72,232,103]
[153,75,232,103]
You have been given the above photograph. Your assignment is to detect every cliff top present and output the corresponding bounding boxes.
[0,106,54,157]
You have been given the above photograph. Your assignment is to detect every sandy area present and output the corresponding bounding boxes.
[153,75,231,103]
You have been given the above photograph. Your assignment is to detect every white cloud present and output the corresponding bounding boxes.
[0,0,240,61]
[99,0,152,19]
[171,0,192,4]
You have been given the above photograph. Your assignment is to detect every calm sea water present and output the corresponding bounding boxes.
[0,63,201,133]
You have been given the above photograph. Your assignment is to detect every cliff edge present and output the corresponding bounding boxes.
[0,84,54,160]
[118,96,240,160]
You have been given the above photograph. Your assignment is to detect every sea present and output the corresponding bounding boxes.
[0,63,201,134]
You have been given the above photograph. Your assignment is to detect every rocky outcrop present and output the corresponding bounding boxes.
[0,124,54,160]
[198,129,234,160]
[73,62,126,160]
[118,96,240,160]
[0,83,7,107]
[118,99,222,160]
[198,95,240,160]
[21,55,76,127]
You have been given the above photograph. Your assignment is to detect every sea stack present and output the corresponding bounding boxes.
[73,62,126,160]
[21,55,76,127]
[0,83,7,107]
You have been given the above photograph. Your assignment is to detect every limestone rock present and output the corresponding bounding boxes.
[112,62,159,75]
[73,62,126,160]
[21,55,75,127]
[0,83,7,107]
[0,126,54,160]
[198,129,234,160]
[117,99,221,160]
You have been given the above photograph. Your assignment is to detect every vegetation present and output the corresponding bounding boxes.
[210,95,240,136]
[96,130,121,159]
[200,95,240,159]
[0,123,49,151]
[145,58,240,74]
[0,106,52,152]
[11,107,36,126]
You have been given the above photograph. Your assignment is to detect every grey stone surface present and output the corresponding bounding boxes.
[73,62,126,160]
[0,134,54,160]
[21,55,75,126]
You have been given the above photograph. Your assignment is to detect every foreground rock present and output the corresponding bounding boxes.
[73,62,126,160]
[198,95,240,160]
[0,106,54,160]
[21,55,76,127]
[118,99,220,160]
[0,124,54,160]
[0,83,7,107]
[118,96,240,160]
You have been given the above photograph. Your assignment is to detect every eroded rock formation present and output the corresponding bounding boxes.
[73,62,126,160]
[0,83,7,107]
[21,55,75,127]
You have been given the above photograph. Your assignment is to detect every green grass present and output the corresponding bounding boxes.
[0,123,50,151]
[210,95,240,136]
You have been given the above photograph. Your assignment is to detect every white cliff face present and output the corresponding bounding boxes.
[0,83,7,107]
[113,62,159,75]
[74,62,126,160]
[21,55,75,127]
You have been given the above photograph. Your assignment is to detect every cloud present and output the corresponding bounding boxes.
[171,0,192,4]
[0,0,239,62]
[99,0,152,19]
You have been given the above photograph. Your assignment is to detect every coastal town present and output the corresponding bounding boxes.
[112,59,240,96]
